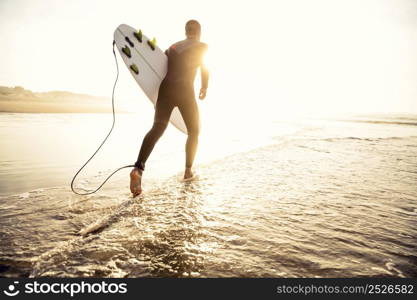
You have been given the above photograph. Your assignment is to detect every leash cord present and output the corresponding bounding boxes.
[70,41,134,195]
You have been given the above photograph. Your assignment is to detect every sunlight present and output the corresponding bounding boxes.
[0,0,416,117]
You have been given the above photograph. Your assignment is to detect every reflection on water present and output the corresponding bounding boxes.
[0,113,286,196]
[0,113,416,277]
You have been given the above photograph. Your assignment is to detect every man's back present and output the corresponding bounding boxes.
[164,39,208,86]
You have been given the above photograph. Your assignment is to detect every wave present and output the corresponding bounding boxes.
[322,136,417,142]
[340,119,417,127]
[272,135,417,144]
[78,197,137,236]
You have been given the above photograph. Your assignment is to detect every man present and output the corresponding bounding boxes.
[130,20,209,196]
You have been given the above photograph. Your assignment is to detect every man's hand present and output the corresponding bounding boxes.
[199,88,207,100]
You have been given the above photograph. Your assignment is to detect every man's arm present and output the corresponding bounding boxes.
[199,45,209,100]
[199,64,209,100]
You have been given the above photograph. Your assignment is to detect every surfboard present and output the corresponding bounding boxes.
[113,24,187,133]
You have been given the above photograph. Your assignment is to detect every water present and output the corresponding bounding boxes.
[0,112,416,277]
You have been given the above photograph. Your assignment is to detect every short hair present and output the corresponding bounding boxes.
[185,20,201,36]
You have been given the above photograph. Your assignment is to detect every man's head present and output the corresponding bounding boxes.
[185,20,201,40]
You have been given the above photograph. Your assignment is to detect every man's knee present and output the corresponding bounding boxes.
[149,121,168,138]
[187,126,199,138]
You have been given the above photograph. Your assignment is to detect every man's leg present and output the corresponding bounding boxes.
[178,99,200,179]
[130,97,174,196]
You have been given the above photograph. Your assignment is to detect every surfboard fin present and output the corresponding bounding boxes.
[134,30,143,43]
[130,64,139,74]
[122,46,131,58]
[125,36,134,47]
[147,38,156,51]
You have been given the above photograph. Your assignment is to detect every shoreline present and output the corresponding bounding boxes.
[0,101,131,114]
[0,86,121,114]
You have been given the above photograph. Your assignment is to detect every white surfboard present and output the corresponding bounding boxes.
[114,24,187,133]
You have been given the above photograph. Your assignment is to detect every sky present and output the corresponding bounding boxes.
[0,0,416,117]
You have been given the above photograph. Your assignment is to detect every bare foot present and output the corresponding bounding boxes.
[130,168,142,196]
[184,167,194,180]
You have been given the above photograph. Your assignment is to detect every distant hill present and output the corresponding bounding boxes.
[0,86,119,113]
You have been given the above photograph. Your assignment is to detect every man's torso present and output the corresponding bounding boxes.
[164,39,207,85]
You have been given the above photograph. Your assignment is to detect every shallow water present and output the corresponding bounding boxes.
[0,113,416,277]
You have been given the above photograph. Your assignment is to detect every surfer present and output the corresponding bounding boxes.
[130,20,209,196]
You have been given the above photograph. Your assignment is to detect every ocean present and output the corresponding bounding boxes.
[0,112,416,277]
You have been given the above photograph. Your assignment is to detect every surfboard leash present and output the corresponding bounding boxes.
[70,41,134,195]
